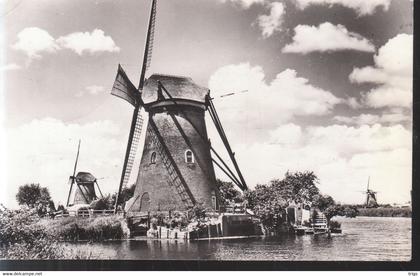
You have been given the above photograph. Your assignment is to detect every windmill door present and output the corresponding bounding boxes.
[140,192,150,211]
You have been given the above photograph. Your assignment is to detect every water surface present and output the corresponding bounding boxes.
[70,216,411,261]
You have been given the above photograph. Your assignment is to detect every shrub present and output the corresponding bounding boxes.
[45,215,127,241]
[90,196,113,210]
[188,204,207,220]
[329,220,341,229]
[0,207,65,259]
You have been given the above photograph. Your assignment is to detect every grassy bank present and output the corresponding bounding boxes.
[39,215,129,242]
[0,207,128,259]
[357,207,411,217]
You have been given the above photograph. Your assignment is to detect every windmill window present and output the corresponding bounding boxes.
[185,150,194,163]
[150,152,157,164]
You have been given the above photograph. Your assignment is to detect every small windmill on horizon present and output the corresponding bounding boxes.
[110,0,248,215]
[362,176,378,208]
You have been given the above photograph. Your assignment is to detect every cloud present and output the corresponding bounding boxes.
[349,34,412,108]
[86,85,105,95]
[219,0,266,9]
[208,63,341,139]
[334,112,411,125]
[282,22,375,54]
[12,27,59,59]
[256,2,285,38]
[345,97,363,109]
[293,0,392,16]
[76,85,106,97]
[208,63,411,204]
[2,118,126,209]
[12,27,120,59]
[0,63,21,71]
[230,123,411,204]
[57,29,120,55]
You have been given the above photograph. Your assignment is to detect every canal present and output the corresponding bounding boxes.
[68,216,411,261]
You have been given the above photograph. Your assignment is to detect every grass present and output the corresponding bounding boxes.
[39,215,129,242]
[0,207,128,260]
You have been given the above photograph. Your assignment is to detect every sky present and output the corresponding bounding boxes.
[0,0,413,208]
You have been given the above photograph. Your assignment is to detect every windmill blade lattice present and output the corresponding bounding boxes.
[121,110,144,188]
[145,0,157,72]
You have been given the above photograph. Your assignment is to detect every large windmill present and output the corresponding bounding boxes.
[66,140,104,207]
[111,0,247,214]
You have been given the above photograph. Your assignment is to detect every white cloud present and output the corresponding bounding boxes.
[12,27,120,59]
[0,63,21,71]
[76,85,106,97]
[57,29,120,55]
[293,0,391,16]
[229,123,411,204]
[334,112,411,125]
[86,85,105,95]
[208,63,411,204]
[283,22,375,54]
[219,0,266,9]
[208,63,341,139]
[12,27,59,59]
[345,97,362,109]
[2,118,125,209]
[256,2,285,38]
[349,34,413,108]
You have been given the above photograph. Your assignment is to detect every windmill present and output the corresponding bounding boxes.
[66,140,104,207]
[110,0,247,214]
[362,176,378,208]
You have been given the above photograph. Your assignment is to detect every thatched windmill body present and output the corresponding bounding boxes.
[111,0,247,214]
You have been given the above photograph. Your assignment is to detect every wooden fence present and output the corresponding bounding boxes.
[54,209,123,218]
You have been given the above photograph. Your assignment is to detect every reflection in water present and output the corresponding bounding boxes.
[69,217,411,261]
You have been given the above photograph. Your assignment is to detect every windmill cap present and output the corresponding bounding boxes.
[142,74,209,104]
[75,172,96,183]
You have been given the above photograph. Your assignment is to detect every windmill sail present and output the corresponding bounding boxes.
[144,0,157,73]
[121,110,144,188]
[112,0,158,212]
[111,65,141,107]
[138,0,157,90]
[66,140,81,206]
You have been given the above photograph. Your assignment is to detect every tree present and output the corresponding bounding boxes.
[312,193,361,225]
[118,184,136,204]
[16,183,44,208]
[312,194,335,211]
[216,179,242,206]
[272,171,320,205]
[322,205,345,225]
[342,205,359,218]
[90,194,115,210]
[111,184,136,207]
[16,184,55,216]
[244,184,289,231]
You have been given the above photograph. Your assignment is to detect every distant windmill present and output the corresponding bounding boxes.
[66,140,104,206]
[110,0,247,214]
[362,176,378,208]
